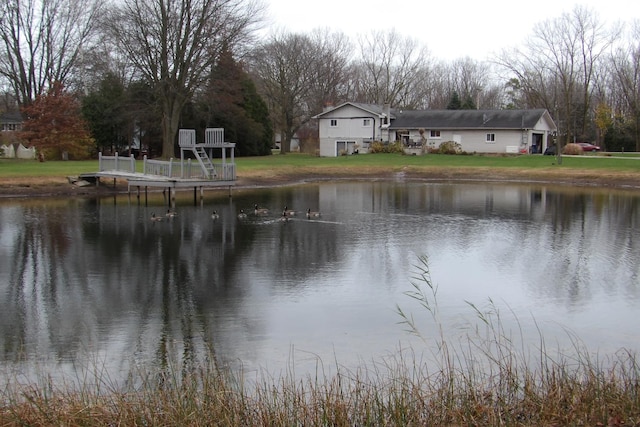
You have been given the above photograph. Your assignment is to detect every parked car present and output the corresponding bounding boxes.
[577,142,601,152]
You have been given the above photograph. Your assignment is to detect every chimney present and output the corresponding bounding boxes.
[383,103,391,124]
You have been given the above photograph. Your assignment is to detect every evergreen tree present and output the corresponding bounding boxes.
[82,73,129,154]
[125,80,162,157]
[604,117,635,152]
[82,76,162,157]
[461,96,476,110]
[447,91,462,110]
[197,47,273,156]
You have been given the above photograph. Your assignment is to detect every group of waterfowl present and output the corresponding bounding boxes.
[149,209,178,222]
[150,205,321,222]
[243,204,321,221]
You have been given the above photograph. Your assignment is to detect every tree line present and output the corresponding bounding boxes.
[1,0,638,159]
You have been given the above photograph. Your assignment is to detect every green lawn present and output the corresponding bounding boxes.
[236,152,640,173]
[0,159,99,177]
[1,152,640,180]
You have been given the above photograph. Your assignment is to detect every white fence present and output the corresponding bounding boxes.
[1,143,37,159]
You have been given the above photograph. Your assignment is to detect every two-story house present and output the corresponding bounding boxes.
[313,103,393,157]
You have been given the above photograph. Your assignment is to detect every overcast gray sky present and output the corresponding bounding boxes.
[264,0,639,60]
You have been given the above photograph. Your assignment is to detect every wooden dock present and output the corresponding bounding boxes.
[80,128,237,204]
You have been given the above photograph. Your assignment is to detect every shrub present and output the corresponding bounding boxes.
[438,140,463,155]
[369,141,404,154]
[369,141,386,153]
[563,143,583,155]
[388,141,404,154]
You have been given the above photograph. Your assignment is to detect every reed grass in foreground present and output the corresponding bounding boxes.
[1,257,639,426]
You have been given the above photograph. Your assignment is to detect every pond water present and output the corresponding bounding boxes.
[0,181,639,386]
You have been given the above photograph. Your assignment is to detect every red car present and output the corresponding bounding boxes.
[577,142,601,152]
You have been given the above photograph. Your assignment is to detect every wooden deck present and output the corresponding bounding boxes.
[81,128,238,203]
[80,169,236,189]
[79,135,236,204]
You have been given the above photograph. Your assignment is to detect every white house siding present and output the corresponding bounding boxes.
[531,116,554,153]
[318,105,380,157]
[318,106,556,156]
[421,129,544,154]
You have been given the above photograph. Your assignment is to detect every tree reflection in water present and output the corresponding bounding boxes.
[0,182,639,386]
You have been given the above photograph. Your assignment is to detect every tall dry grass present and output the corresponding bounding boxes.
[1,256,639,425]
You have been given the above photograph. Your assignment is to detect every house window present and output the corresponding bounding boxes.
[486,133,496,143]
[2,123,19,131]
[430,130,441,138]
[330,119,338,127]
[363,119,371,126]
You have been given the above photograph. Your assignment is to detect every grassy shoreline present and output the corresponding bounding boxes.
[2,152,640,198]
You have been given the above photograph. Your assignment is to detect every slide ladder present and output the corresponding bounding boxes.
[194,146,217,178]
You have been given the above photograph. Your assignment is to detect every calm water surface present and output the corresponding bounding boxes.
[0,181,639,385]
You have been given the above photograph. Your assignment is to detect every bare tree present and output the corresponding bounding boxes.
[0,0,103,107]
[354,29,431,109]
[610,22,640,150]
[411,61,451,109]
[442,57,498,109]
[497,6,616,145]
[106,0,263,158]
[249,29,352,153]
[305,28,353,116]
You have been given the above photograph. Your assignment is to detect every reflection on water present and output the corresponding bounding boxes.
[0,182,639,385]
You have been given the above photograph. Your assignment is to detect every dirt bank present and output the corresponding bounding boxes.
[1,167,640,199]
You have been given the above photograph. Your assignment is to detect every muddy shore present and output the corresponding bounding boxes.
[1,167,640,199]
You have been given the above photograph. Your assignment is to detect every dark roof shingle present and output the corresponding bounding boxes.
[388,109,549,129]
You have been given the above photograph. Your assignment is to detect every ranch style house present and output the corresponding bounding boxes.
[313,102,557,157]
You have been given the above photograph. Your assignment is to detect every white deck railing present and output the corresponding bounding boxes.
[98,152,136,173]
[178,128,229,147]
[98,153,236,181]
[178,129,197,147]
[205,128,225,146]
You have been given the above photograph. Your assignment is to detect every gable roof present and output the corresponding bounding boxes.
[389,109,554,130]
[313,102,396,119]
